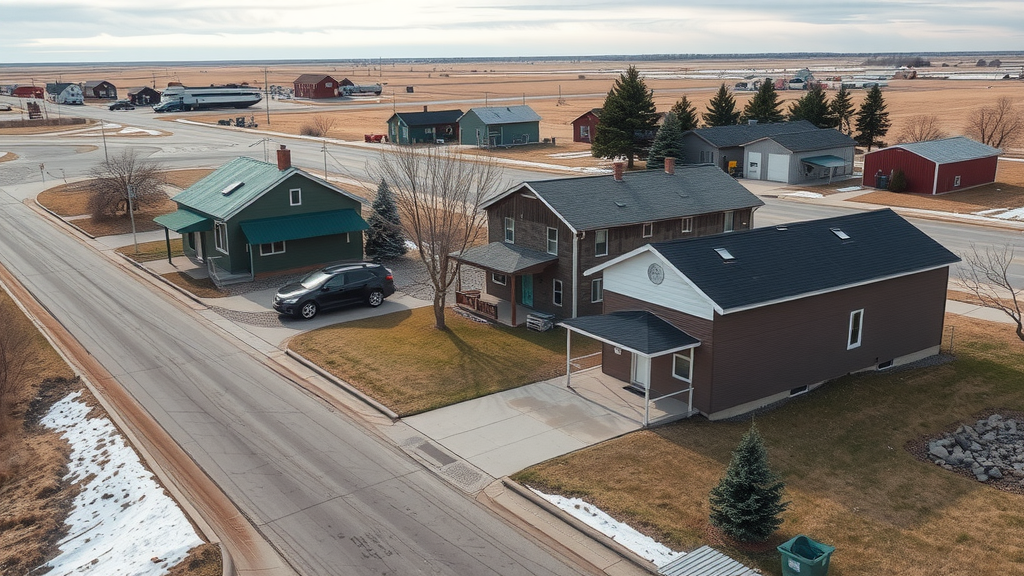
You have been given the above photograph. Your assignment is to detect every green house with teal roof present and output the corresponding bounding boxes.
[154,146,368,285]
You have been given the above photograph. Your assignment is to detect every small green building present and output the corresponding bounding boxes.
[457,105,541,147]
[386,109,462,145]
[154,147,368,285]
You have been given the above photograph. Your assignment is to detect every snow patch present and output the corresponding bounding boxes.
[118,126,161,136]
[38,391,204,576]
[779,191,824,199]
[547,151,593,159]
[835,186,862,192]
[992,207,1024,220]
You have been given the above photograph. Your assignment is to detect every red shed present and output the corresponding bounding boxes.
[571,108,601,143]
[12,85,44,99]
[863,136,1000,195]
[293,74,339,99]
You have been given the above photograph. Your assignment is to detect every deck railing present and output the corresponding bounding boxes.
[455,290,498,320]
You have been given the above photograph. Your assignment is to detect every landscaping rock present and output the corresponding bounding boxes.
[930,444,950,459]
[989,468,1004,479]
[926,413,1024,486]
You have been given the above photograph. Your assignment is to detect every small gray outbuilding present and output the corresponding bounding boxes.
[742,129,857,184]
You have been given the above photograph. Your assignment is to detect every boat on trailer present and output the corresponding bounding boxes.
[154,83,262,112]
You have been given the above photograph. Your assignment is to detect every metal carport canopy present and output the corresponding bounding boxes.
[239,209,368,244]
[153,208,212,233]
[801,155,848,168]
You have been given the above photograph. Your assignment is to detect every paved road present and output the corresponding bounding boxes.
[0,188,589,576]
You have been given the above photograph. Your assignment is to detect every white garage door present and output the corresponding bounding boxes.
[767,154,790,182]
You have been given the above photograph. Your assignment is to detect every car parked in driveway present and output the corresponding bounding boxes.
[109,99,135,110]
[273,262,395,319]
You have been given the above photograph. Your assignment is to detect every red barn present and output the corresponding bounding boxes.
[863,136,1000,195]
[292,74,339,99]
[12,85,44,99]
[571,108,601,143]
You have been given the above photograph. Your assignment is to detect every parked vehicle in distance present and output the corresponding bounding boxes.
[153,100,184,113]
[273,262,396,319]
[109,100,135,111]
[0,103,12,111]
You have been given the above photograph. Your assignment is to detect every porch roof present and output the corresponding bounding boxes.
[239,209,368,245]
[559,311,700,357]
[452,242,557,274]
[153,208,212,233]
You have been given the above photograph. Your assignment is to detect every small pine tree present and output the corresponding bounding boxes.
[829,86,855,135]
[647,112,684,170]
[855,85,892,152]
[888,168,907,192]
[741,79,785,124]
[702,84,741,127]
[671,95,699,131]
[591,65,659,169]
[787,85,834,128]
[364,179,407,260]
[709,424,789,543]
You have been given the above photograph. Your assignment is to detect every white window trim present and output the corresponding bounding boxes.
[289,188,301,206]
[723,211,734,233]
[642,222,653,238]
[953,175,962,187]
[504,217,515,243]
[672,350,693,383]
[848,309,864,349]
[259,240,285,256]
[492,273,507,286]
[595,229,608,257]
[553,279,563,306]
[214,221,229,254]
[591,278,603,303]
[681,217,693,233]
[547,227,558,255]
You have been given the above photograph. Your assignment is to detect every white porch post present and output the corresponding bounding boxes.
[565,329,572,388]
[643,357,651,427]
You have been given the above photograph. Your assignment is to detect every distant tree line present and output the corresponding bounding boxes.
[862,56,931,67]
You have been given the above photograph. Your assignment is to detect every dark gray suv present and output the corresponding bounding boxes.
[273,262,395,319]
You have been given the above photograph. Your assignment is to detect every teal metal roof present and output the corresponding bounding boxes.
[801,155,848,168]
[153,208,212,233]
[239,209,368,245]
[460,105,541,125]
[170,157,293,220]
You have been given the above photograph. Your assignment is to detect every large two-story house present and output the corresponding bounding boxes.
[451,159,764,325]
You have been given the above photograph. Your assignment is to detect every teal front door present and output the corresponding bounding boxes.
[520,274,533,307]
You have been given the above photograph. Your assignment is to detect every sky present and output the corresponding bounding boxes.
[2,1,1023,63]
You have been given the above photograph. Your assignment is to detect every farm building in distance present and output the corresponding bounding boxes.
[386,108,462,145]
[45,82,84,105]
[458,105,541,147]
[293,74,339,99]
[83,80,117,99]
[12,85,44,99]
[127,87,161,105]
[863,136,1000,195]
[571,109,601,143]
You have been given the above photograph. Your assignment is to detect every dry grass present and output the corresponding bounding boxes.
[0,119,98,135]
[514,313,1024,576]
[0,151,18,163]
[290,306,599,415]
[117,237,184,262]
[853,160,1024,213]
[159,272,224,299]
[74,204,176,236]
[165,543,222,576]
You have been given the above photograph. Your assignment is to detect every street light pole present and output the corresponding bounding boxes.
[100,118,109,162]
[127,184,138,254]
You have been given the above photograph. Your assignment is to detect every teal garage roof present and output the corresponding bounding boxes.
[239,209,368,245]
[153,208,212,233]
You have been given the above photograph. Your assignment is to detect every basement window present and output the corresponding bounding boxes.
[790,385,808,397]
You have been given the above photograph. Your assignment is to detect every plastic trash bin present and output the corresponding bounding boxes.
[778,534,835,576]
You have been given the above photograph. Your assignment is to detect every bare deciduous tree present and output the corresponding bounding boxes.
[372,146,506,330]
[895,115,947,144]
[88,148,166,219]
[308,115,338,138]
[964,97,1023,149]
[958,244,1024,342]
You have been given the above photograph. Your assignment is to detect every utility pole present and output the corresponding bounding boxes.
[322,141,328,180]
[100,119,109,162]
[127,185,139,254]
[263,67,271,126]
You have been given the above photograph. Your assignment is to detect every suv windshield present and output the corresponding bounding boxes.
[300,270,333,289]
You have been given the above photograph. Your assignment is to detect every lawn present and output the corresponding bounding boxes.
[117,237,183,262]
[851,160,1024,213]
[513,313,1024,576]
[289,306,599,415]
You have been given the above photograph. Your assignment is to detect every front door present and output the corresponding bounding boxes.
[520,274,534,307]
[631,354,650,389]
[747,152,762,179]
[191,232,204,262]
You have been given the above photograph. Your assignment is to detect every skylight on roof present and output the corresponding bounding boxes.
[615,201,627,208]
[831,227,850,240]
[714,247,735,261]
[220,181,244,196]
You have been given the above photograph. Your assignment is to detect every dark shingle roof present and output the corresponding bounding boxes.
[888,136,1000,163]
[45,82,77,94]
[560,311,700,355]
[651,209,959,312]
[502,165,763,231]
[83,80,112,89]
[391,109,463,126]
[749,129,856,152]
[687,120,817,148]
[452,242,557,274]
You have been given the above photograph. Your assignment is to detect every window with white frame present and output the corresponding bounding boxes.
[580,125,590,140]
[954,175,962,187]
[723,210,734,233]
[214,221,228,254]
[681,217,693,233]
[591,278,603,303]
[553,280,563,306]
[642,222,653,238]
[595,229,608,257]
[547,227,558,255]
[848,309,864,349]
[673,350,693,383]
[492,273,507,285]
[259,241,285,256]
[504,217,515,243]
[289,188,301,206]
[700,150,715,164]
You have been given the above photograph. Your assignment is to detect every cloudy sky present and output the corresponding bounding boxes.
[2,0,1023,63]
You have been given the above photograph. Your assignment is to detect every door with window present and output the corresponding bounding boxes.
[520,274,534,307]
[631,354,651,390]
[747,152,762,179]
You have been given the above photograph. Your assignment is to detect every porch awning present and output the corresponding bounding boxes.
[801,155,847,168]
[451,242,557,275]
[153,208,212,233]
[559,311,700,357]
[239,209,368,245]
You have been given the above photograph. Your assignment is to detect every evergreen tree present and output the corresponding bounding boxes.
[670,95,699,131]
[740,79,785,124]
[829,85,856,135]
[854,85,892,151]
[702,83,741,127]
[888,168,907,192]
[709,424,789,543]
[591,65,659,169]
[787,85,834,128]
[647,112,684,170]
[364,179,407,260]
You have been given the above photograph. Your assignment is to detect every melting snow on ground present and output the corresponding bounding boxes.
[778,191,824,199]
[530,487,682,568]
[835,186,862,192]
[974,207,1024,220]
[118,126,161,136]
[38,391,203,576]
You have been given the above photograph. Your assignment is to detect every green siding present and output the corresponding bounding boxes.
[458,114,539,146]
[251,233,363,274]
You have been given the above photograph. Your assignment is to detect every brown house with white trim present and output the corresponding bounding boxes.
[563,209,959,421]
[452,160,764,325]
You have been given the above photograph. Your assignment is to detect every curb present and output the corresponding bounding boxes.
[34,198,97,239]
[285,349,400,421]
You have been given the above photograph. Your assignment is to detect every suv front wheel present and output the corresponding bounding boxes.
[367,289,384,307]
[299,301,318,319]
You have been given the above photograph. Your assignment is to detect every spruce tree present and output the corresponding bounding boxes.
[709,424,789,543]
[740,79,785,124]
[829,85,855,135]
[787,85,834,128]
[702,84,741,127]
[364,179,407,260]
[591,65,659,169]
[855,85,892,151]
[670,95,699,131]
[646,112,684,170]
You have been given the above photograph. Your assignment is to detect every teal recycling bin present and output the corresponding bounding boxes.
[778,534,835,576]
